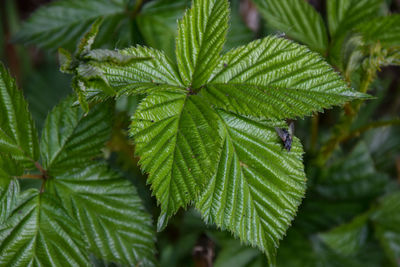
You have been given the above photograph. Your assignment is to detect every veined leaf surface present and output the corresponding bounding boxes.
[176,0,229,87]
[0,190,89,266]
[131,91,221,230]
[46,163,156,266]
[197,110,306,264]
[0,64,39,168]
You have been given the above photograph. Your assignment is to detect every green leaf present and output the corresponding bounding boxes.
[176,0,229,88]
[207,37,365,119]
[40,96,113,172]
[372,192,400,266]
[357,15,400,48]
[327,0,383,38]
[253,0,328,53]
[0,63,39,168]
[93,46,184,95]
[316,142,389,200]
[137,0,190,60]
[14,0,130,50]
[0,190,90,266]
[130,91,221,230]
[46,163,156,266]
[0,155,21,223]
[319,213,369,256]
[196,110,306,264]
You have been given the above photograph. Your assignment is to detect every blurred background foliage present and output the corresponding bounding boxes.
[0,0,399,266]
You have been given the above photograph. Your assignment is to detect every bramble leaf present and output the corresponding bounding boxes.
[207,37,366,119]
[197,111,306,263]
[131,91,221,230]
[357,15,400,48]
[176,0,229,87]
[253,0,328,53]
[46,163,156,266]
[0,190,90,266]
[0,155,21,223]
[0,64,39,168]
[40,96,113,173]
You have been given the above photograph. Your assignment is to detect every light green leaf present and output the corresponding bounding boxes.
[46,163,156,266]
[40,96,113,172]
[131,91,221,230]
[319,213,369,256]
[0,155,21,223]
[0,63,39,168]
[94,46,184,95]
[196,110,306,264]
[14,0,129,50]
[176,0,229,87]
[327,0,383,38]
[208,37,365,119]
[137,0,190,60]
[253,0,328,53]
[0,190,90,266]
[357,15,400,48]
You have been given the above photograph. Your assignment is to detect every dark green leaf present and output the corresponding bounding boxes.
[0,190,90,266]
[46,163,156,266]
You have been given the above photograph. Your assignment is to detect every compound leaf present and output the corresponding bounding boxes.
[0,63,39,168]
[196,111,306,264]
[40,96,113,172]
[46,163,156,266]
[208,37,365,119]
[131,91,221,230]
[14,0,130,50]
[0,190,90,266]
[176,0,229,88]
[253,0,328,53]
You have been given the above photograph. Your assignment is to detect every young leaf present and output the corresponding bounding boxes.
[0,190,90,266]
[0,63,39,168]
[327,0,383,38]
[46,163,156,266]
[197,111,306,264]
[131,91,221,230]
[40,96,113,172]
[208,37,365,119]
[253,0,328,54]
[176,0,229,88]
[14,0,130,50]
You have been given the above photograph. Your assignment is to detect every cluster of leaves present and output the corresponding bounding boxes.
[1,0,399,266]
[0,64,156,266]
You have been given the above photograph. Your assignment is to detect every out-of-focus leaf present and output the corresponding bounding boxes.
[137,0,190,60]
[327,0,383,38]
[47,163,156,266]
[0,190,90,266]
[14,0,130,50]
[197,111,306,263]
[0,63,39,168]
[316,142,389,200]
[319,213,369,255]
[372,192,400,266]
[357,15,400,48]
[40,96,113,172]
[253,0,328,53]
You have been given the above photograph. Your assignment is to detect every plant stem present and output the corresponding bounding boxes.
[16,174,43,179]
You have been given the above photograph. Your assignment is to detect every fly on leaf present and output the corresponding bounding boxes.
[275,122,294,152]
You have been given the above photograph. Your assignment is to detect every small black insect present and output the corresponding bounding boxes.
[275,122,294,152]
